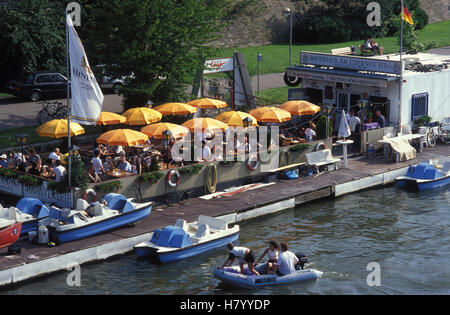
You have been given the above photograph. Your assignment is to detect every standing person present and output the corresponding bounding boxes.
[28,149,42,170]
[91,150,105,176]
[48,148,61,167]
[274,242,300,276]
[103,155,115,173]
[220,242,260,276]
[0,154,8,168]
[52,160,66,182]
[375,109,386,128]
[304,122,317,142]
[255,240,280,274]
[348,109,361,133]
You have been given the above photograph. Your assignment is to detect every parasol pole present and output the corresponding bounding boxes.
[65,13,72,186]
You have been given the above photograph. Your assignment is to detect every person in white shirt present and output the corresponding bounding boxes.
[255,240,280,274]
[274,242,300,276]
[200,140,212,162]
[347,109,361,133]
[48,148,61,166]
[53,160,66,182]
[91,151,104,175]
[219,242,260,276]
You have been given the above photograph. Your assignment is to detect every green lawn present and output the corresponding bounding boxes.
[213,20,450,76]
[0,125,101,150]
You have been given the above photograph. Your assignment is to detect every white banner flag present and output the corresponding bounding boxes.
[67,14,103,125]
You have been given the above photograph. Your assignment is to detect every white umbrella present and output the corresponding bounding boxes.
[338,110,351,140]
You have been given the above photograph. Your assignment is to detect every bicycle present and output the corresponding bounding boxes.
[424,121,450,147]
[36,100,68,124]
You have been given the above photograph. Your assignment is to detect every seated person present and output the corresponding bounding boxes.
[363,38,383,55]
[28,161,41,176]
[48,148,62,166]
[255,240,280,274]
[88,164,101,183]
[304,123,317,142]
[273,242,300,276]
[118,155,132,172]
[374,109,386,128]
[0,153,8,168]
[102,155,115,173]
[199,140,212,162]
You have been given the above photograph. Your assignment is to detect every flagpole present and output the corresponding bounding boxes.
[65,13,72,187]
[398,0,404,134]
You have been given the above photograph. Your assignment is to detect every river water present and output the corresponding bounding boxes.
[2,185,449,295]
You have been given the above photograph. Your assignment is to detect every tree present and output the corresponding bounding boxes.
[77,0,227,110]
[0,0,67,84]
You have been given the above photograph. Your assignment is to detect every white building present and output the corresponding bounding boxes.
[285,51,450,129]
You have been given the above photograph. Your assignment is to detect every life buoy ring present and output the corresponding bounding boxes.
[205,164,218,194]
[82,189,97,202]
[247,155,260,171]
[284,72,302,87]
[167,170,181,187]
[314,142,326,151]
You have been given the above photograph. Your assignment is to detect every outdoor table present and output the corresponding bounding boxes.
[377,133,425,161]
[363,122,380,131]
[106,170,134,178]
[336,139,353,168]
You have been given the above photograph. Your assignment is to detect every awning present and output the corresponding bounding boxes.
[286,65,398,88]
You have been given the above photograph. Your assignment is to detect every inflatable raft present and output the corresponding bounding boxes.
[213,257,323,289]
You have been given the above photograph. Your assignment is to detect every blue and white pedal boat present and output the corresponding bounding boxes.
[213,263,323,289]
[396,159,450,191]
[1,198,49,236]
[134,215,239,263]
[38,193,152,244]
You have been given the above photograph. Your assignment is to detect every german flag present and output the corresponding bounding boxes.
[402,6,414,25]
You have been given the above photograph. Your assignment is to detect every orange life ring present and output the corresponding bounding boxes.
[82,189,97,202]
[167,170,181,187]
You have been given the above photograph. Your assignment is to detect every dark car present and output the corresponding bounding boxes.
[6,72,68,102]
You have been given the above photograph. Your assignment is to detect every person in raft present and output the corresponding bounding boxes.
[273,242,301,276]
[219,243,260,276]
[255,240,280,274]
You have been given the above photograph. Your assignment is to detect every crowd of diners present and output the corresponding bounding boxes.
[0,106,390,185]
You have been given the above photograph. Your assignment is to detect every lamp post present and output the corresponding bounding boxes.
[282,8,293,67]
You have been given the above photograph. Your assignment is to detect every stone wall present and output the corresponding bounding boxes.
[419,0,449,23]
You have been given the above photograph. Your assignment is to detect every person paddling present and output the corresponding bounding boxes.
[219,242,260,276]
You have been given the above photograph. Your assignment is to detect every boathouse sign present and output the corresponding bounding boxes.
[300,51,403,75]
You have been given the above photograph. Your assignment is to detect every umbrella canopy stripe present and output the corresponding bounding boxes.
[37,119,85,138]
[96,129,149,147]
[122,107,162,125]
[187,98,228,109]
[182,118,228,133]
[96,112,127,125]
[214,111,258,127]
[280,101,321,116]
[141,123,189,139]
[249,107,291,123]
[153,103,197,116]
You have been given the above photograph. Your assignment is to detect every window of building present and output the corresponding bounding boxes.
[411,93,428,120]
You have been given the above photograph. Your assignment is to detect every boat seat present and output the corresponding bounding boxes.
[191,223,210,243]
[174,219,189,232]
[442,162,450,174]
[197,215,227,231]
[76,199,90,211]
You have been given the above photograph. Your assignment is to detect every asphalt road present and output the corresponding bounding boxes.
[0,73,286,131]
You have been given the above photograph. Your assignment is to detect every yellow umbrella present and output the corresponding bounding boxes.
[153,102,197,116]
[249,107,291,123]
[96,112,127,125]
[280,101,321,116]
[96,129,149,147]
[36,119,85,138]
[122,107,162,125]
[187,98,228,109]
[182,118,228,133]
[215,111,258,127]
[141,123,189,139]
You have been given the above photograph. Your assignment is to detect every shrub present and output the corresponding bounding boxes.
[139,171,164,184]
[94,181,123,194]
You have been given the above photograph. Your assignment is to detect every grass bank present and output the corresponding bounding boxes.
[213,20,450,76]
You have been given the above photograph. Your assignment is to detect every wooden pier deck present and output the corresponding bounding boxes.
[0,145,448,287]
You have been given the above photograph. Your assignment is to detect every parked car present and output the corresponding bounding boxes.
[6,72,68,102]
[93,64,132,94]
